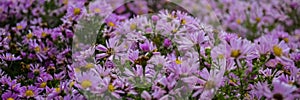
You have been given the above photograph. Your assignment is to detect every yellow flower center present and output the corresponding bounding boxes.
[236,19,242,24]
[26,64,30,69]
[94,8,101,13]
[283,38,289,43]
[81,80,92,89]
[17,25,23,30]
[8,35,12,39]
[273,45,282,56]
[63,0,68,5]
[181,19,186,25]
[130,24,137,30]
[255,17,261,22]
[55,88,60,92]
[108,22,115,27]
[69,81,75,87]
[40,82,47,88]
[85,63,94,69]
[27,33,33,39]
[75,68,81,72]
[206,5,212,10]
[42,32,47,38]
[288,81,294,85]
[43,47,49,52]
[231,50,241,58]
[34,46,41,53]
[108,83,115,92]
[73,8,81,15]
[175,58,182,64]
[25,90,34,97]
[7,98,14,100]
[172,29,178,33]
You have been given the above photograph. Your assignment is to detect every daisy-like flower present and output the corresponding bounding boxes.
[105,14,119,28]
[88,0,112,16]
[98,77,125,99]
[30,64,45,76]
[14,20,27,30]
[268,35,294,66]
[138,40,160,55]
[95,37,125,61]
[182,58,226,99]
[263,79,298,100]
[0,53,22,61]
[175,30,209,51]
[254,34,272,55]
[66,1,86,20]
[92,64,111,78]
[1,91,18,100]
[75,70,101,92]
[28,39,48,62]
[226,37,255,59]
[20,85,40,99]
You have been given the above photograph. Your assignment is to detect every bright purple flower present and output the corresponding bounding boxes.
[20,85,40,98]
[105,14,119,27]
[1,91,18,100]
[139,40,158,53]
[30,64,45,76]
[163,38,172,48]
[14,20,27,30]
[66,1,86,20]
[226,37,255,59]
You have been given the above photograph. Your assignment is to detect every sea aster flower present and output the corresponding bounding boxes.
[0,53,22,61]
[95,36,125,61]
[88,0,112,16]
[226,37,255,59]
[20,85,40,99]
[263,79,298,100]
[75,70,101,91]
[1,91,18,100]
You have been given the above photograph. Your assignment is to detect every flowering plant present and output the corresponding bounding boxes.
[1,0,300,100]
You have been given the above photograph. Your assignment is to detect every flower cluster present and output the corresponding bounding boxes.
[0,0,112,99]
[75,7,300,99]
[1,0,300,100]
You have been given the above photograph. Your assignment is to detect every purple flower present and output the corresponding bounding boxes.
[175,31,208,51]
[263,79,297,100]
[14,20,27,30]
[98,77,125,99]
[30,64,45,76]
[20,85,40,98]
[75,70,101,91]
[105,14,119,27]
[0,53,22,61]
[88,0,112,16]
[139,40,158,53]
[95,37,125,60]
[66,1,86,20]
[1,91,18,100]
[163,38,172,48]
[151,15,159,22]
